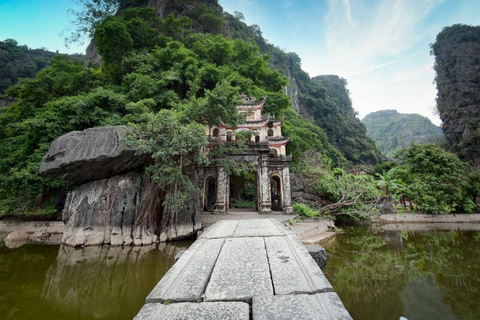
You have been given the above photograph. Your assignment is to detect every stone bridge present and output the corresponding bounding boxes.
[135,219,352,319]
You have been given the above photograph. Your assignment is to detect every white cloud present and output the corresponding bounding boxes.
[303,0,445,125]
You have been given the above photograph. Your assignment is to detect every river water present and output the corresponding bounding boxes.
[1,229,479,320]
[0,241,191,320]
[321,228,480,320]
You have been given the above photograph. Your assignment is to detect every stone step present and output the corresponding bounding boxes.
[253,292,353,320]
[301,232,336,244]
[265,235,332,295]
[135,301,249,320]
[204,237,273,302]
[146,238,224,303]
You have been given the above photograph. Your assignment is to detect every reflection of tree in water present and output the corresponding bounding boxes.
[322,229,480,320]
[400,274,457,320]
[0,244,59,320]
[402,231,480,320]
[42,243,189,320]
[322,228,405,319]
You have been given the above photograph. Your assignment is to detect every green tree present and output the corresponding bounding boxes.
[402,144,476,214]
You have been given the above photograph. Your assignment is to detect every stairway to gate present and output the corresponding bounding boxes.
[135,219,352,320]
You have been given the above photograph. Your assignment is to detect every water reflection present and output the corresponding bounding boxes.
[400,274,457,320]
[0,241,190,320]
[321,228,480,320]
[42,243,189,320]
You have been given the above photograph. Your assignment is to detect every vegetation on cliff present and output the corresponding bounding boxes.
[312,75,380,164]
[362,110,445,158]
[0,39,70,95]
[431,24,480,166]
[0,5,326,215]
[0,1,477,217]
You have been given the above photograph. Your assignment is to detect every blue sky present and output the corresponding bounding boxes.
[219,0,480,125]
[1,0,480,124]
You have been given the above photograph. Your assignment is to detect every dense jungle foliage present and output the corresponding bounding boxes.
[84,0,382,165]
[0,39,66,95]
[362,110,445,158]
[0,1,478,217]
[431,24,480,166]
[293,144,479,217]
[0,4,337,215]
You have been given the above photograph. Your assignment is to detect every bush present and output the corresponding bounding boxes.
[293,203,318,217]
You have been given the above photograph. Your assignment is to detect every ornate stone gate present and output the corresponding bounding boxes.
[199,96,293,214]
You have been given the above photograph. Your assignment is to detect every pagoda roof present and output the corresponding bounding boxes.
[237,95,266,111]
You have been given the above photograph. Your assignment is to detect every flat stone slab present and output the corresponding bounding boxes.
[198,220,239,239]
[204,237,273,301]
[233,219,291,238]
[265,235,332,295]
[138,219,351,319]
[146,238,224,303]
[199,219,292,240]
[135,301,249,320]
[253,293,353,320]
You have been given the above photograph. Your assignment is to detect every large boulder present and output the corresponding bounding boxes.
[40,126,146,185]
[62,171,201,247]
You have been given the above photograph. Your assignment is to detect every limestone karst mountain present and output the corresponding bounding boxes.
[362,110,445,158]
[431,24,480,166]
[85,0,381,165]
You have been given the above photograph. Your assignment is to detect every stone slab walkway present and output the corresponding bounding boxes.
[136,219,352,320]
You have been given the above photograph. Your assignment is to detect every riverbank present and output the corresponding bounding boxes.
[375,213,480,224]
[3,213,480,247]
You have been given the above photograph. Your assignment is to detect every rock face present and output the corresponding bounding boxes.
[305,244,328,270]
[290,173,326,210]
[41,126,202,247]
[431,24,480,166]
[61,169,200,247]
[3,230,29,248]
[0,97,15,112]
[40,126,146,185]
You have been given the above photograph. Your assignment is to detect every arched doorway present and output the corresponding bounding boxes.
[270,175,282,211]
[229,168,257,210]
[205,176,216,211]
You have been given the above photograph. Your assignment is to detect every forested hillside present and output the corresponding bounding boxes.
[0,2,344,214]
[312,75,380,163]
[1,0,476,217]
[362,110,445,157]
[0,39,73,95]
[83,0,381,165]
[431,24,480,166]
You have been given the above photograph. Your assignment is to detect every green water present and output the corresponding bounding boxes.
[321,228,480,320]
[0,241,191,320]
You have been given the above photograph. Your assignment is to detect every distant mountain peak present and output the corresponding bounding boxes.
[362,110,445,157]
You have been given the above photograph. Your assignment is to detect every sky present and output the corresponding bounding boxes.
[1,1,480,125]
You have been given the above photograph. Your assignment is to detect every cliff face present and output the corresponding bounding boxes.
[362,110,445,157]
[311,75,381,164]
[86,0,224,62]
[431,24,480,166]
[85,0,381,165]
